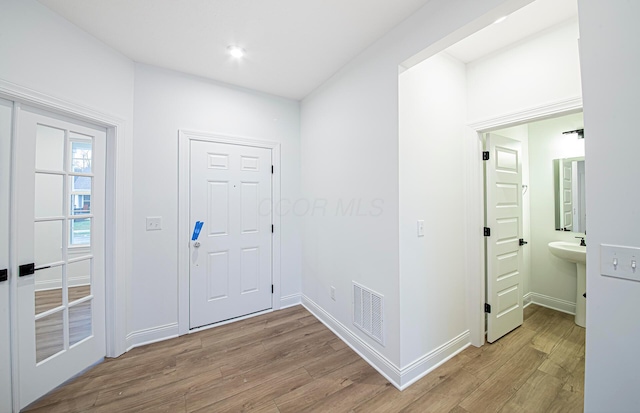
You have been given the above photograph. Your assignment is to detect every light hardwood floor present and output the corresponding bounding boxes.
[24,304,584,412]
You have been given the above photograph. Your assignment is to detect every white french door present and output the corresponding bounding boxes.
[15,106,106,408]
[189,140,273,329]
[485,133,524,343]
[0,98,13,413]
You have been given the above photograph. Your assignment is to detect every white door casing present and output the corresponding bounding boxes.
[16,107,106,408]
[485,133,524,343]
[189,140,273,329]
[0,98,12,413]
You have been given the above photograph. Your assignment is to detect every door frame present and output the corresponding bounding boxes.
[464,96,583,347]
[178,130,281,335]
[0,79,130,411]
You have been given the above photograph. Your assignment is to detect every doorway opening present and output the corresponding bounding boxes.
[398,0,583,348]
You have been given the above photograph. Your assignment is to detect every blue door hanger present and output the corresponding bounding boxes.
[192,221,204,241]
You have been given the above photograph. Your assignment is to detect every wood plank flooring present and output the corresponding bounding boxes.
[24,304,585,412]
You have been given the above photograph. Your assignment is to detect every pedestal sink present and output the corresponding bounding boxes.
[548,241,586,327]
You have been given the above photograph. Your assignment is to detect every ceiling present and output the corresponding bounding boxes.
[445,0,578,63]
[37,0,578,101]
[37,0,434,100]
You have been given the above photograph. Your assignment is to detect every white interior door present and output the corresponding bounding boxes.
[16,106,106,409]
[485,133,524,343]
[189,140,273,329]
[0,98,13,413]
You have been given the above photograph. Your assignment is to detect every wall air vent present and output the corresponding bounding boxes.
[353,282,384,345]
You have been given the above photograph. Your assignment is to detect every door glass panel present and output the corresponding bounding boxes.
[35,173,63,218]
[69,300,92,346]
[35,124,65,171]
[70,135,92,174]
[69,218,91,246]
[69,176,91,215]
[34,265,63,315]
[35,310,64,363]
[34,220,62,265]
[68,259,91,303]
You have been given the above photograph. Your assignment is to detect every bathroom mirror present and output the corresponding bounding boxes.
[554,157,586,233]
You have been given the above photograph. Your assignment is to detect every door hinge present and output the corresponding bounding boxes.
[519,238,528,246]
[271,224,274,233]
[484,227,491,237]
[272,284,274,294]
[485,303,491,313]
[271,165,274,174]
[482,151,490,161]
[0,269,7,283]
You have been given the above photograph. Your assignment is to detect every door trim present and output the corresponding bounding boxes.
[0,79,130,410]
[178,130,281,336]
[464,96,583,348]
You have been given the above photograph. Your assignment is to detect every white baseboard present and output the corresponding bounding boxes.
[302,294,470,390]
[280,293,301,309]
[527,292,576,315]
[523,292,533,307]
[125,323,179,352]
[400,330,470,389]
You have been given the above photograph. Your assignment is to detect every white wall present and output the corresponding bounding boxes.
[301,0,534,383]
[578,1,640,411]
[0,0,134,120]
[131,64,301,337]
[398,53,469,369]
[467,19,581,123]
[528,113,584,310]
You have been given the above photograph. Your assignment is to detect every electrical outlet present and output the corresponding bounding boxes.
[330,286,336,301]
[146,217,162,231]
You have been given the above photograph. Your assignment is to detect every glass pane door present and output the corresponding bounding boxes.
[17,106,106,409]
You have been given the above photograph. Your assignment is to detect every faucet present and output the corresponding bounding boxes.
[575,236,586,246]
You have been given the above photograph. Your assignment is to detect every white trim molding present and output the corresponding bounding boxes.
[0,78,131,361]
[468,96,583,132]
[178,129,282,335]
[280,293,302,309]
[125,323,179,352]
[302,295,470,390]
[527,292,576,315]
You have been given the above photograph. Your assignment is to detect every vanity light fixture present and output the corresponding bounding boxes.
[563,128,585,139]
[227,45,245,58]
[493,15,508,24]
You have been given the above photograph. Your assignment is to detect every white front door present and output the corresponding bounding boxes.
[189,140,273,329]
[0,98,13,413]
[485,133,524,343]
[16,106,106,408]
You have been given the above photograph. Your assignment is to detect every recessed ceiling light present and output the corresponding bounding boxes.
[493,15,508,24]
[227,45,245,58]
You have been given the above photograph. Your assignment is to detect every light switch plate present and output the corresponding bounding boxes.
[417,220,425,237]
[600,244,640,282]
[146,217,162,231]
